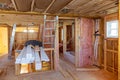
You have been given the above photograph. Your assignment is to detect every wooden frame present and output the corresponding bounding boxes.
[104,13,118,74]
[59,17,80,67]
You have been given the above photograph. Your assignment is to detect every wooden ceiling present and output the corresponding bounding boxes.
[0,0,118,17]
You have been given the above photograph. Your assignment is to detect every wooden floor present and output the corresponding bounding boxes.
[0,54,118,80]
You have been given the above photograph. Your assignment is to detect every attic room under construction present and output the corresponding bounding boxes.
[0,0,120,80]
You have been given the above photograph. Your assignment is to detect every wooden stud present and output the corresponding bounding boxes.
[54,16,59,70]
[75,18,80,67]
[63,22,67,55]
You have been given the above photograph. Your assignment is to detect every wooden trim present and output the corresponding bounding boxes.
[44,0,56,13]
[11,0,18,11]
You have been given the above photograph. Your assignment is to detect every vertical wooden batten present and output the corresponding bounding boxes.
[118,0,120,79]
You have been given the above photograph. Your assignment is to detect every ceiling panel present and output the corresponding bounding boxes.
[15,0,32,11]
[0,0,118,18]
[34,0,52,12]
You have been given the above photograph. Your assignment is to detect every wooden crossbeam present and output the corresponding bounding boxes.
[31,0,35,12]
[44,0,56,13]
[11,0,18,11]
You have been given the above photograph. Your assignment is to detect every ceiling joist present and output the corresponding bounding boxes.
[11,0,18,11]
[44,0,56,13]
[31,0,35,12]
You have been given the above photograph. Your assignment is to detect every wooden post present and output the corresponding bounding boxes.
[118,0,120,79]
[54,16,59,70]
[75,18,80,67]
[63,22,67,55]
[104,16,107,71]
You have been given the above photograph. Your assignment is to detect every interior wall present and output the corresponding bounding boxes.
[0,27,8,55]
[15,27,39,47]
[104,13,118,74]
[99,18,104,66]
[79,18,94,67]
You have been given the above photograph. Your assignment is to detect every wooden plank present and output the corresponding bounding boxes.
[0,14,43,25]
[11,0,18,11]
[31,0,35,12]
[118,0,120,79]
[80,0,116,14]
[85,2,117,16]
[66,0,90,9]
[54,16,59,70]
[75,0,98,12]
[78,0,106,13]
[63,22,67,55]
[75,18,80,67]
[106,49,118,53]
[104,13,118,21]
[44,0,56,13]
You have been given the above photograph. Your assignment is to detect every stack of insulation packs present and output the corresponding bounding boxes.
[15,45,50,70]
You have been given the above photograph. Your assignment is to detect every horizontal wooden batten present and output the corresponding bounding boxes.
[0,10,80,17]
[0,13,55,25]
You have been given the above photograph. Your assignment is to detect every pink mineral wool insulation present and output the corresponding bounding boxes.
[79,18,94,67]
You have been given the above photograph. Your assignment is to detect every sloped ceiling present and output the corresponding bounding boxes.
[0,0,118,17]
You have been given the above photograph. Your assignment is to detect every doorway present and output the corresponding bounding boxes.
[0,26,8,56]
[59,19,75,64]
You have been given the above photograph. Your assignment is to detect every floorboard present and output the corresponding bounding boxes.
[0,54,118,80]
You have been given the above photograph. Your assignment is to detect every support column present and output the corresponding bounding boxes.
[75,18,80,67]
